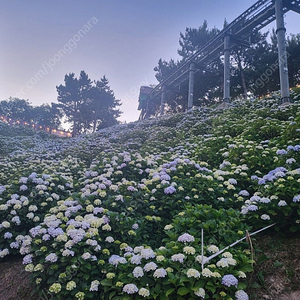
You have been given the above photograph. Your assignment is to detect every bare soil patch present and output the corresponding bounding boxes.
[0,256,39,300]
[248,233,300,300]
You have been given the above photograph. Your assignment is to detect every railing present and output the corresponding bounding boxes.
[140,0,300,119]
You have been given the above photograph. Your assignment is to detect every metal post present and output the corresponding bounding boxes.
[188,63,195,111]
[223,35,231,103]
[160,85,166,115]
[275,0,290,104]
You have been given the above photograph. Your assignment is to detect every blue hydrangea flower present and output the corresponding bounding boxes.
[164,186,176,194]
[222,274,238,287]
[235,290,249,300]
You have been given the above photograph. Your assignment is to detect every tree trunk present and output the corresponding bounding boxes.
[237,52,247,99]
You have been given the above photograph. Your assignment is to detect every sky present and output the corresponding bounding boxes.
[1,0,300,126]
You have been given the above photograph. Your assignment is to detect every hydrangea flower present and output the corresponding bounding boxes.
[153,268,167,278]
[4,232,13,239]
[186,268,201,278]
[207,245,219,253]
[195,255,207,264]
[45,253,58,263]
[133,266,144,278]
[49,283,62,293]
[164,186,176,194]
[177,233,195,243]
[235,290,249,300]
[130,254,142,265]
[90,280,100,291]
[276,149,287,155]
[194,287,205,298]
[140,248,155,259]
[222,274,238,287]
[66,281,76,291]
[293,195,300,203]
[171,253,185,263]
[123,283,138,294]
[202,268,213,277]
[261,214,270,220]
[22,254,33,264]
[138,288,150,297]
[183,246,196,255]
[247,204,258,211]
[239,190,249,196]
[144,262,158,272]
[108,255,127,266]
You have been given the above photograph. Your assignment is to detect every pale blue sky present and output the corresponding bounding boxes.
[1,0,300,123]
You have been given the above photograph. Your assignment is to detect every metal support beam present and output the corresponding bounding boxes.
[223,35,231,103]
[275,0,290,104]
[188,63,195,111]
[160,85,166,115]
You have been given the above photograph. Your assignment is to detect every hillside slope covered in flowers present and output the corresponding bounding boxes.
[1,93,300,300]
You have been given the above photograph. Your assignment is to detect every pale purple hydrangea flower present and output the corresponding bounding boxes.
[164,186,176,194]
[247,205,258,211]
[62,249,75,257]
[20,185,28,191]
[11,216,21,225]
[222,274,238,287]
[89,280,100,291]
[130,254,142,265]
[45,253,58,263]
[127,186,136,192]
[228,178,237,185]
[177,233,195,243]
[93,207,104,214]
[276,149,287,155]
[132,223,139,230]
[293,195,300,203]
[22,254,33,264]
[19,177,28,184]
[141,248,155,259]
[42,234,51,241]
[4,232,13,239]
[133,266,144,278]
[109,255,127,266]
[235,290,249,300]
[259,197,271,204]
[286,158,296,164]
[29,226,42,237]
[143,262,158,272]
[123,284,138,294]
[239,190,249,197]
[10,242,19,249]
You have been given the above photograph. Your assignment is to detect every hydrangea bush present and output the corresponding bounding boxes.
[1,94,300,299]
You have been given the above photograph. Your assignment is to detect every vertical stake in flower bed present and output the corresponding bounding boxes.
[201,228,204,271]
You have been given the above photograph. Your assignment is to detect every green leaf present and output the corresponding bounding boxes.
[154,283,161,294]
[177,287,190,296]
[166,288,175,296]
[101,279,112,287]
[179,276,189,283]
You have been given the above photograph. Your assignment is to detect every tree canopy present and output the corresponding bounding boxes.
[56,71,121,136]
[0,98,62,128]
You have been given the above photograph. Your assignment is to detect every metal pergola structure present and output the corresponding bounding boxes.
[139,0,300,120]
